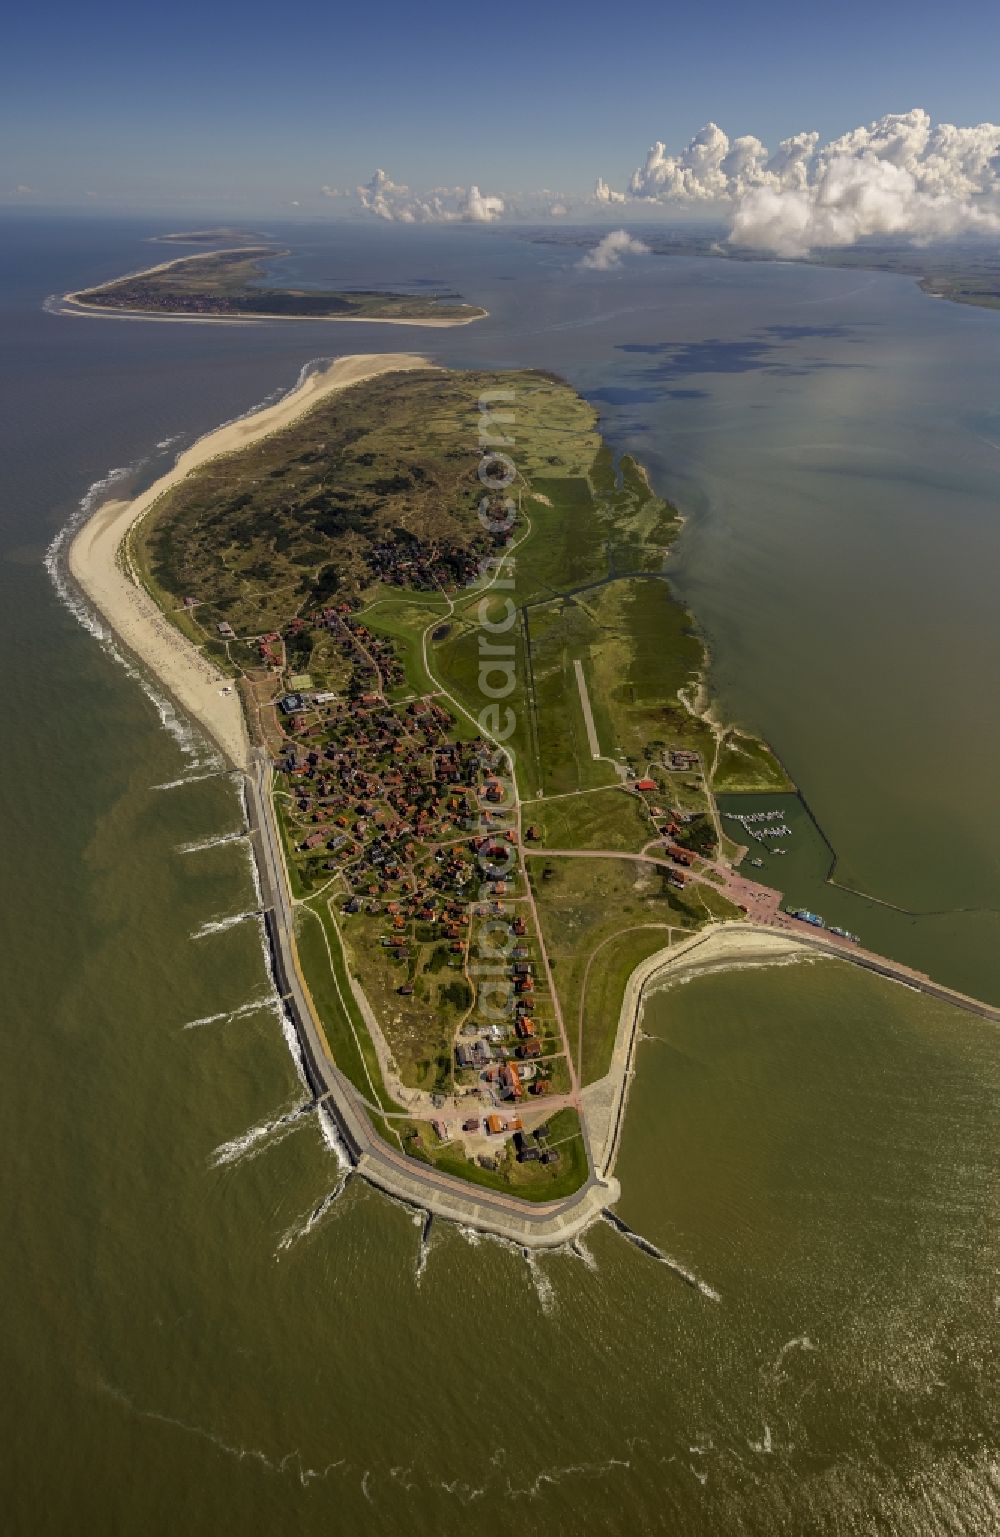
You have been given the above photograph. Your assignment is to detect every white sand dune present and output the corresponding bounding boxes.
[68,353,432,769]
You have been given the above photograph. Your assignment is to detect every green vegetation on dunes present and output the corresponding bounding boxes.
[528,787,651,853]
[139,364,790,1197]
[713,729,794,793]
[294,903,397,1115]
[73,247,485,322]
[336,903,464,1093]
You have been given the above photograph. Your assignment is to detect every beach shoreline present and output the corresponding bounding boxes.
[60,348,995,1232]
[59,295,486,326]
[67,352,433,770]
[583,924,821,1176]
[60,246,487,327]
[582,911,1000,1180]
[64,348,625,1241]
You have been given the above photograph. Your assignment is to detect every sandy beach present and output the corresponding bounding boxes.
[61,246,486,327]
[68,352,432,770]
[65,246,274,300]
[59,297,485,327]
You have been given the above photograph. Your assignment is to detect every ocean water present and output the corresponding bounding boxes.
[1,213,998,1534]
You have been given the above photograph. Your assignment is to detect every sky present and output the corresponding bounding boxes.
[4,0,1000,242]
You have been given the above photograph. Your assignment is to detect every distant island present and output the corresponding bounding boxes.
[150,227,265,245]
[63,247,487,325]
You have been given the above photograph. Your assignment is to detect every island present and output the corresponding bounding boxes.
[67,354,1000,1244]
[63,247,486,325]
[150,228,264,245]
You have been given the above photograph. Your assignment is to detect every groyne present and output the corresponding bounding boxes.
[244,756,618,1248]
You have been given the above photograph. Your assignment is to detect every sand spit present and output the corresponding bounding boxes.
[67,353,432,770]
[58,297,485,327]
[60,248,486,327]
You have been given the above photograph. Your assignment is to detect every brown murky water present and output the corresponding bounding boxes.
[3,217,998,1534]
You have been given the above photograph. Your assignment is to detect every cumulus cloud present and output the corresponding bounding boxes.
[594,176,626,205]
[579,230,651,270]
[463,184,505,223]
[357,168,504,223]
[622,109,1000,255]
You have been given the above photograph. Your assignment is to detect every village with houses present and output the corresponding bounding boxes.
[137,365,802,1196]
[193,570,752,1191]
[234,592,748,1174]
[250,599,578,1175]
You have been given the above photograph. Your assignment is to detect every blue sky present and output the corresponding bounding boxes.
[4,0,1000,212]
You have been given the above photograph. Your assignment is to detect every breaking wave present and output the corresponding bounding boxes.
[94,1376,346,1486]
[43,461,220,772]
[649,948,815,999]
[277,1002,309,1092]
[572,1235,599,1272]
[750,1424,774,1455]
[770,1334,817,1380]
[415,1211,434,1284]
[276,1172,353,1253]
[182,996,278,1031]
[454,1226,560,1308]
[209,1099,315,1168]
[318,1106,353,1171]
[246,835,264,906]
[191,908,261,940]
[523,1250,557,1314]
[42,363,331,779]
[153,767,236,792]
[207,356,333,437]
[177,828,248,855]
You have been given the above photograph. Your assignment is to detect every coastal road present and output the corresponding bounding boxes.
[244,754,618,1245]
[247,755,340,1108]
[523,847,1000,1024]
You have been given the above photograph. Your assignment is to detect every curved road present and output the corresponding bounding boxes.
[244,753,618,1247]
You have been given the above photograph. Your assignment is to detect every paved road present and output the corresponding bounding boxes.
[524,846,1000,1023]
[243,754,617,1245]
[415,578,586,1127]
